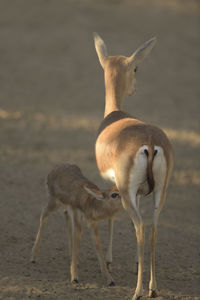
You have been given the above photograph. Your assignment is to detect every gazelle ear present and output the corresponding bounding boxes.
[126,37,156,67]
[93,32,108,69]
[84,186,104,200]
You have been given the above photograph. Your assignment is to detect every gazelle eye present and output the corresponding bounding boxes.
[111,193,119,198]
[134,66,138,73]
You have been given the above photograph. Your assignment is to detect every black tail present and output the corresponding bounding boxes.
[144,148,157,195]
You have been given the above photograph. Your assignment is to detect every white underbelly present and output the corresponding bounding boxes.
[101,168,116,183]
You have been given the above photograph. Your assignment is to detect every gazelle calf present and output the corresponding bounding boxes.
[94,33,174,299]
[31,163,122,286]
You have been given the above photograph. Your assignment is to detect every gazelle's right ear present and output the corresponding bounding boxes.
[93,32,108,69]
[126,37,157,67]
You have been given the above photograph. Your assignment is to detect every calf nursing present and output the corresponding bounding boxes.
[31,163,122,285]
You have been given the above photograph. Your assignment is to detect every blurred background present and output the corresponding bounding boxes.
[0,1,199,299]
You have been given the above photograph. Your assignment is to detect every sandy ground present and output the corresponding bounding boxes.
[0,0,200,299]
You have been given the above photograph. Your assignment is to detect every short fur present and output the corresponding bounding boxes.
[94,33,173,299]
[31,163,122,286]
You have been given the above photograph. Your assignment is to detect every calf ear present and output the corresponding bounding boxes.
[84,186,104,200]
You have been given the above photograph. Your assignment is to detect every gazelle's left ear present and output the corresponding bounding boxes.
[93,32,108,69]
[84,186,104,200]
[126,37,156,67]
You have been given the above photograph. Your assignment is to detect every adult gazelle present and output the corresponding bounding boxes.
[94,33,173,299]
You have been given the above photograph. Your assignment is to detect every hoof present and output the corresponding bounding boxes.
[108,281,115,287]
[149,289,158,298]
[132,295,142,300]
[30,259,36,264]
[72,279,79,284]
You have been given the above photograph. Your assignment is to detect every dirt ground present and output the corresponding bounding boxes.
[0,0,200,299]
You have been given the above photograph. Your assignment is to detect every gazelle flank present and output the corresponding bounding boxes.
[94,33,173,300]
[31,163,122,286]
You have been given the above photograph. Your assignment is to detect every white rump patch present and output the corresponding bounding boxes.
[140,145,148,155]
[154,145,162,154]
[129,145,149,205]
[152,146,167,190]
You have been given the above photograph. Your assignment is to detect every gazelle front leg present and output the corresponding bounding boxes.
[91,223,115,286]
[105,217,114,270]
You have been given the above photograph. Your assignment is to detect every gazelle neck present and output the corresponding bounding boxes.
[104,74,125,117]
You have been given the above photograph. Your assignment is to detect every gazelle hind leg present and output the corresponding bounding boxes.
[149,188,166,298]
[120,191,145,300]
[31,198,59,263]
[135,194,141,275]
[115,148,148,299]
[149,146,168,297]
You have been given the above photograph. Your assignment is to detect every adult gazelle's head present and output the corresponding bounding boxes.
[93,33,156,98]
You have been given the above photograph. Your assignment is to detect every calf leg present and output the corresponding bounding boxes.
[105,218,114,269]
[91,223,115,286]
[64,209,73,257]
[31,198,59,262]
[70,210,83,283]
